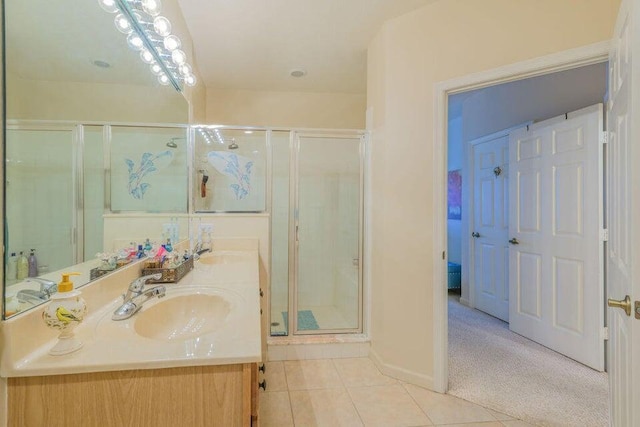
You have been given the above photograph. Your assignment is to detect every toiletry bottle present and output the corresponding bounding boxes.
[183,250,190,261]
[7,252,17,280]
[144,238,153,253]
[165,238,173,252]
[28,249,38,277]
[136,245,145,259]
[17,251,28,280]
[42,272,87,355]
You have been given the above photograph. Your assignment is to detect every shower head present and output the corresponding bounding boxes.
[228,138,239,150]
[167,137,184,148]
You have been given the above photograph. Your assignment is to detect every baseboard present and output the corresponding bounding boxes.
[267,339,370,361]
[369,348,434,390]
[459,297,472,307]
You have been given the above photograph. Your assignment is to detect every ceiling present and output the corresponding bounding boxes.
[6,0,158,86]
[177,0,434,93]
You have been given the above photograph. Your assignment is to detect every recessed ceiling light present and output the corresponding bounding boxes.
[290,69,307,78]
[93,60,111,69]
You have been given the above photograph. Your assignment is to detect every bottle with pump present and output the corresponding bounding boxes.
[28,249,38,277]
[17,251,28,280]
[165,238,173,252]
[42,272,87,355]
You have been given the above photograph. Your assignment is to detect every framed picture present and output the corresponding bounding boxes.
[448,169,462,220]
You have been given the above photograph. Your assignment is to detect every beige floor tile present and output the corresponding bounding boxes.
[284,359,343,390]
[259,391,294,427]
[263,361,288,392]
[333,358,397,387]
[290,388,363,426]
[403,384,495,425]
[486,408,514,421]
[348,384,432,426]
[437,423,503,427]
[501,421,536,427]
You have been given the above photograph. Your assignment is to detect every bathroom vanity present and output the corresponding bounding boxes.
[1,240,263,427]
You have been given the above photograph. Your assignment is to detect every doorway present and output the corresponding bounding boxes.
[441,54,609,425]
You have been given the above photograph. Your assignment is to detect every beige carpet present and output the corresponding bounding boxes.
[447,295,609,427]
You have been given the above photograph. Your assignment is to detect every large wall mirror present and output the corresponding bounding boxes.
[3,0,190,318]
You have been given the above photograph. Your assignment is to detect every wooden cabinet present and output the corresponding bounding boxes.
[8,363,259,427]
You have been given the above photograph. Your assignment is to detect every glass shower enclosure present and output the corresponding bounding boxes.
[271,131,365,336]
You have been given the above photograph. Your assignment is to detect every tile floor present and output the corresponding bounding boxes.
[259,357,536,426]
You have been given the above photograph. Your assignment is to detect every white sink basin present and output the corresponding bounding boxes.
[95,286,243,344]
[134,293,231,341]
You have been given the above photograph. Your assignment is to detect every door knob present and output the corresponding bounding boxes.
[472,232,480,238]
[608,295,631,316]
[508,238,519,245]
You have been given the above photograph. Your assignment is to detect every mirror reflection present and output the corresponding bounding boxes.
[4,0,189,318]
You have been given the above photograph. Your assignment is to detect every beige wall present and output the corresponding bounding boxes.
[206,88,366,128]
[367,0,619,387]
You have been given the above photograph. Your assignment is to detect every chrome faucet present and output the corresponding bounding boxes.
[16,278,58,305]
[193,241,211,260]
[112,273,166,321]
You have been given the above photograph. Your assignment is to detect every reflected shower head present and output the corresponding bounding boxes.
[167,137,184,148]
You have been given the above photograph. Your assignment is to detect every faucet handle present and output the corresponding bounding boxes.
[129,273,163,292]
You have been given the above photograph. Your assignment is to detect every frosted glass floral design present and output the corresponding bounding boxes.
[125,150,173,199]
[207,151,254,200]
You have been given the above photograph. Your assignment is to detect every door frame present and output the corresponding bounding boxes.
[463,125,527,310]
[432,41,610,393]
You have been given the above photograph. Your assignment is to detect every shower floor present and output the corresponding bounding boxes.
[270,305,356,335]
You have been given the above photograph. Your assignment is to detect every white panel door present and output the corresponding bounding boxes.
[607,0,640,423]
[509,104,604,371]
[472,135,509,321]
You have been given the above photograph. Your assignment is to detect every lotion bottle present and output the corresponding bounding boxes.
[17,251,28,280]
[28,249,38,277]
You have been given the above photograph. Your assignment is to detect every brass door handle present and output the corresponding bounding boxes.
[508,238,519,245]
[608,295,631,316]
[472,232,480,238]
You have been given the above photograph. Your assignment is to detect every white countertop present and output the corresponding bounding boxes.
[1,244,262,377]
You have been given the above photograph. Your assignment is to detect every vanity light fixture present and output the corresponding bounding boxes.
[97,0,197,90]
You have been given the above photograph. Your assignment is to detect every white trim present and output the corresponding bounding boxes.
[432,41,610,393]
[369,348,433,389]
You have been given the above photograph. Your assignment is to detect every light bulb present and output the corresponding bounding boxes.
[158,73,170,86]
[178,63,192,76]
[98,0,119,13]
[184,74,197,87]
[126,33,145,51]
[163,35,181,51]
[142,0,162,16]
[171,49,186,65]
[114,14,133,34]
[140,49,155,64]
[150,63,163,75]
[153,16,171,36]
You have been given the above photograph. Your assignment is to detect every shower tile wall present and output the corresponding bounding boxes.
[6,128,74,278]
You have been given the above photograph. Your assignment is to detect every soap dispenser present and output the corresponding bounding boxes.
[42,272,87,355]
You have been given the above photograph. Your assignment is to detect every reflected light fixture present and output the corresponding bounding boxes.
[97,0,197,89]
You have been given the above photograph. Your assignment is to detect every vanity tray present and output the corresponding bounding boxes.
[142,256,194,283]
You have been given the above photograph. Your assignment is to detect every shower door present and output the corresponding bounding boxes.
[290,133,364,334]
